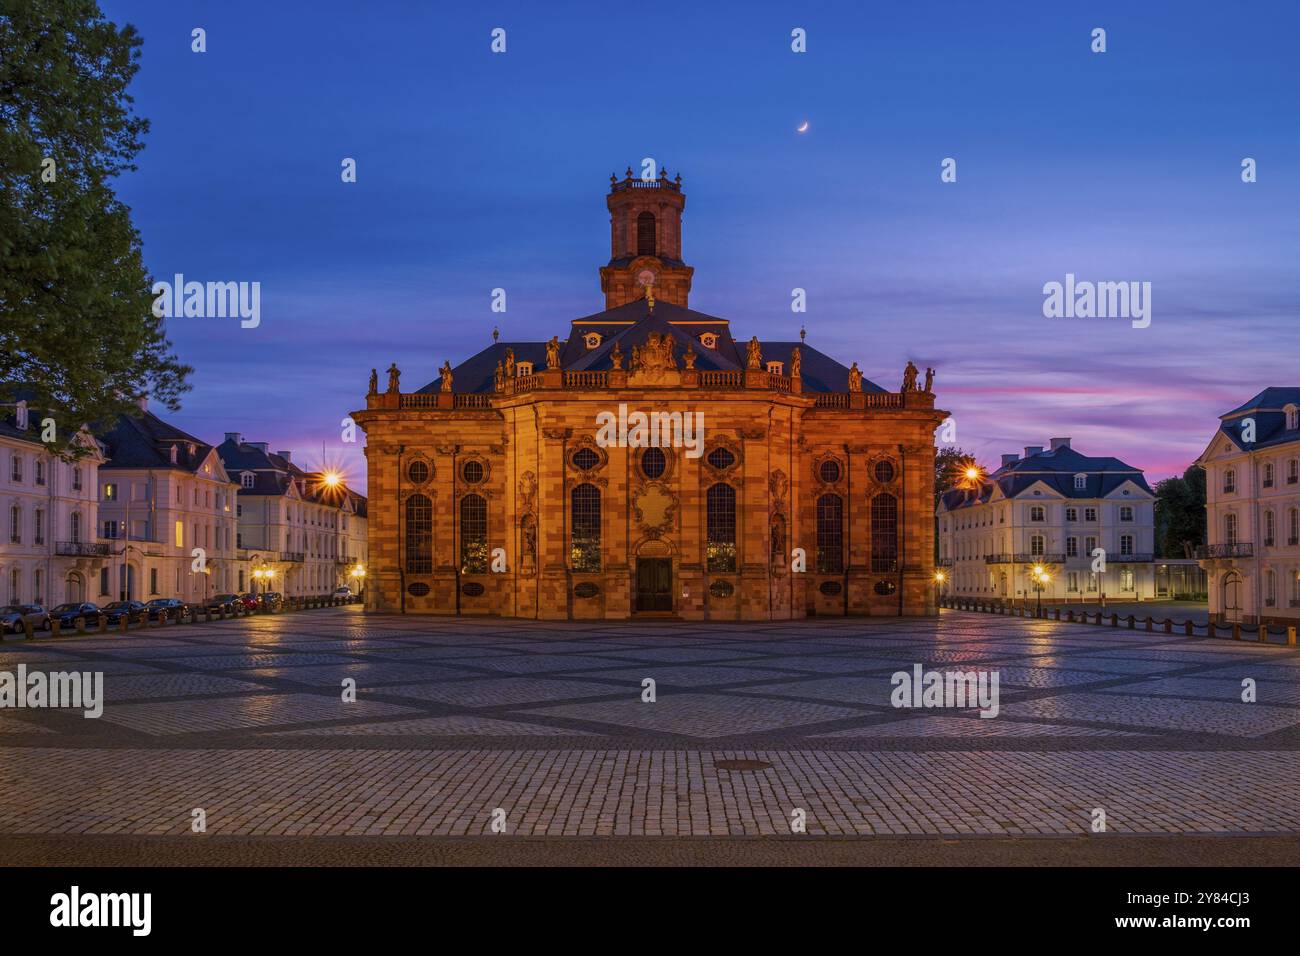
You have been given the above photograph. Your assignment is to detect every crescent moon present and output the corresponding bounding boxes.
[797,121,809,133]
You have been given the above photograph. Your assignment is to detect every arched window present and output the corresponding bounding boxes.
[1224,512,1237,545]
[1290,508,1299,545]
[1265,510,1276,546]
[460,494,487,573]
[1287,404,1300,430]
[770,513,786,566]
[405,494,432,573]
[637,211,656,257]
[870,493,898,572]
[1265,569,1277,607]
[570,483,601,573]
[706,483,737,572]
[816,493,844,573]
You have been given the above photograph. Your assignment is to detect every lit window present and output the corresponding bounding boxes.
[706,483,737,572]
[816,494,844,573]
[570,483,601,573]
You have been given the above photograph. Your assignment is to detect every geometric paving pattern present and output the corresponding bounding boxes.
[1,607,1298,836]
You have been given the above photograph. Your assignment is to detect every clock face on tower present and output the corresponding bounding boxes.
[637,269,656,288]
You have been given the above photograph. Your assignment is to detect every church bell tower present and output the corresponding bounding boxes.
[599,166,694,310]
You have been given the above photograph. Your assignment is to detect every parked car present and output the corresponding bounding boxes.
[260,591,283,608]
[236,593,259,612]
[102,600,148,626]
[49,602,102,628]
[333,586,352,599]
[1,604,50,634]
[204,593,241,614]
[144,597,191,621]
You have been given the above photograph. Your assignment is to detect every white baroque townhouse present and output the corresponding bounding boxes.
[937,438,1157,604]
[217,435,367,597]
[1,399,107,606]
[95,402,241,603]
[1196,388,1300,626]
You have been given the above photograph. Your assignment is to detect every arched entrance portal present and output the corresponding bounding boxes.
[65,572,85,603]
[634,539,673,613]
[1222,571,1243,623]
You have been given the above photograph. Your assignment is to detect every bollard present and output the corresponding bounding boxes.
[204,607,212,623]
[1288,626,1296,647]
[1053,608,1061,621]
[1145,616,1153,632]
[1184,620,1193,636]
[1258,624,1268,644]
[1163,619,1172,634]
[1207,621,1216,639]
[1232,623,1241,641]
[119,615,128,635]
[97,615,107,634]
[75,615,86,634]
[1110,613,1118,628]
[50,619,61,638]
[23,619,34,640]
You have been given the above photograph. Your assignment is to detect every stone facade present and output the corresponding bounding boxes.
[353,173,945,620]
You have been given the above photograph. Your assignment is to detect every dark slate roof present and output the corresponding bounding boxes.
[97,410,215,473]
[418,342,549,395]
[1215,387,1300,452]
[939,444,1152,512]
[418,297,884,394]
[216,438,294,496]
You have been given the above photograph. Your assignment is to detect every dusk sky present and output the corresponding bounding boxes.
[101,0,1300,491]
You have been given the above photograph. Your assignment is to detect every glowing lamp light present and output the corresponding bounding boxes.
[934,571,947,584]
[964,467,980,481]
[321,471,343,489]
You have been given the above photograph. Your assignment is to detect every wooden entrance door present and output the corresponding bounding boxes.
[635,558,673,612]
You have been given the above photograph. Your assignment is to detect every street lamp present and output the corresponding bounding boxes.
[1031,565,1051,617]
[934,569,947,605]
[350,563,365,596]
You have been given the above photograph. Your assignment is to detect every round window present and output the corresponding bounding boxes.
[819,460,841,483]
[462,582,485,597]
[462,460,485,483]
[572,447,600,471]
[407,460,430,484]
[874,460,895,483]
[406,583,430,597]
[641,447,666,479]
[874,580,897,596]
[707,447,736,470]
[709,580,735,598]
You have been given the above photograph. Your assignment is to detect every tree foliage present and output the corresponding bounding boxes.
[1154,465,1206,558]
[0,0,190,450]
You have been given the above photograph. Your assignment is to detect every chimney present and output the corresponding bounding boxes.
[277,450,292,462]
[224,432,242,445]
[1001,454,1019,467]
[247,442,269,453]
[1049,437,1071,451]
[1023,445,1044,458]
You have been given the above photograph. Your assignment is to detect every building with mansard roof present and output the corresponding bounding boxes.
[216,435,368,598]
[352,169,946,619]
[937,438,1158,604]
[1196,388,1300,625]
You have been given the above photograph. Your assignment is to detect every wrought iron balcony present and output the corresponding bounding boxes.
[1194,542,1253,559]
[280,552,305,563]
[56,541,110,556]
[1112,553,1154,563]
[985,553,1066,565]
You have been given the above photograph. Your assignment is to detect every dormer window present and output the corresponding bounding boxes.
[187,443,196,457]
[699,332,718,350]
[516,361,533,377]
[1073,473,1086,490]
[15,400,27,430]
[766,361,784,375]
[584,332,602,350]
[241,472,254,489]
[1287,404,1300,430]
[169,445,178,465]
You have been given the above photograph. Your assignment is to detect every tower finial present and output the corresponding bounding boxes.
[492,325,500,344]
[799,324,806,344]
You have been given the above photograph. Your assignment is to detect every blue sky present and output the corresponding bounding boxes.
[102,0,1300,489]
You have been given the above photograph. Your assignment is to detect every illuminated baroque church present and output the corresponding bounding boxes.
[352,169,946,619]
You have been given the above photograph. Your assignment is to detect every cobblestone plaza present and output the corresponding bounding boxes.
[2,607,1298,860]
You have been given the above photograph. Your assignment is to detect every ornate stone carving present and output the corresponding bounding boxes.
[440,361,453,392]
[848,362,862,392]
[746,337,762,369]
[737,427,766,440]
[546,336,561,369]
[769,469,788,511]
[902,360,918,391]
[633,482,677,538]
[542,427,572,441]
[368,368,378,396]
[518,471,538,513]
[628,331,680,387]
[386,363,400,393]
